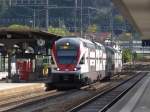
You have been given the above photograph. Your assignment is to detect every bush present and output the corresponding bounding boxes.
[122,48,132,63]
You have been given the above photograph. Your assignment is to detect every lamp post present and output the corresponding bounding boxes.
[29,20,33,28]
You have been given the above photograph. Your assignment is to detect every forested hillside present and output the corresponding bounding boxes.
[0,0,132,34]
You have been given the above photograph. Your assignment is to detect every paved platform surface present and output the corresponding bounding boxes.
[107,72,150,112]
[0,83,46,97]
[0,83,45,91]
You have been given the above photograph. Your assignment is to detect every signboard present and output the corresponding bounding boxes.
[142,40,150,46]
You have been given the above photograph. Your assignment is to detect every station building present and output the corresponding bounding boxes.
[0,28,61,81]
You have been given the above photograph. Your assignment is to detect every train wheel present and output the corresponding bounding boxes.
[105,73,111,81]
[75,84,82,90]
[87,78,92,85]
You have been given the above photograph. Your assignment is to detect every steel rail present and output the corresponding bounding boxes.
[68,72,147,112]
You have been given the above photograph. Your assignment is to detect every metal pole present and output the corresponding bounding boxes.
[37,9,40,29]
[130,33,133,65]
[88,8,91,27]
[46,0,49,31]
[74,0,77,32]
[33,8,36,29]
[80,0,83,37]
[109,3,114,45]
[9,0,12,6]
[110,10,113,44]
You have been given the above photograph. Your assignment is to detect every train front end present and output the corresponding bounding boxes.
[51,38,82,87]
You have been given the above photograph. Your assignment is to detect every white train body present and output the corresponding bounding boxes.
[113,45,122,73]
[51,37,122,87]
[105,45,122,78]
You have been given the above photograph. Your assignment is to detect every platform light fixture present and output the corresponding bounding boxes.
[7,34,12,39]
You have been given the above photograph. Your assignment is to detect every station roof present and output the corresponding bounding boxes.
[0,28,61,47]
[113,0,150,40]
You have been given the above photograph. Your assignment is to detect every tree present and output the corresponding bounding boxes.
[117,32,132,41]
[114,15,124,25]
[48,26,70,36]
[122,48,132,63]
[8,24,30,30]
[87,24,98,33]
[133,52,142,61]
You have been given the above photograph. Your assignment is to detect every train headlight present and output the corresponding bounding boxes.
[74,67,81,71]
[57,68,60,71]
[74,68,77,71]
[54,67,60,71]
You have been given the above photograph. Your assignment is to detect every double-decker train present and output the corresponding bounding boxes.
[51,37,122,88]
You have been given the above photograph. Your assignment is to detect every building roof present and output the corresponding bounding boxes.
[113,0,150,40]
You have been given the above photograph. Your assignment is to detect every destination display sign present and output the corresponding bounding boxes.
[142,40,150,46]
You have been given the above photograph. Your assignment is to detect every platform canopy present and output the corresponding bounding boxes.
[113,0,150,40]
[0,28,61,48]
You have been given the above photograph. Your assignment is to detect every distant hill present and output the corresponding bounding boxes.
[0,0,132,36]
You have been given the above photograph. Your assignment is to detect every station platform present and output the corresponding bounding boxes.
[0,83,46,96]
[107,72,150,112]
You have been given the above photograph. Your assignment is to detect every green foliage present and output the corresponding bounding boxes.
[48,26,70,36]
[93,15,106,24]
[133,53,142,61]
[114,15,124,24]
[87,24,98,33]
[117,32,132,41]
[122,48,132,63]
[8,24,30,30]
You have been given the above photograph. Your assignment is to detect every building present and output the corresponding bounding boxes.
[119,41,150,54]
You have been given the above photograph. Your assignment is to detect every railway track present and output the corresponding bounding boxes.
[0,89,66,112]
[7,71,138,112]
[68,72,148,112]
[0,70,146,112]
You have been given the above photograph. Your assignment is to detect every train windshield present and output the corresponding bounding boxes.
[56,45,78,64]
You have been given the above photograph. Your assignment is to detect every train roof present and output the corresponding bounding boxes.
[58,36,94,45]
[94,42,105,48]
[78,38,94,45]
[57,36,105,49]
[62,36,105,45]
[105,46,122,53]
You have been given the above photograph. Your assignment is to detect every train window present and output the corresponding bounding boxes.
[58,56,76,64]
[79,55,85,64]
[83,42,86,47]
[96,45,99,49]
[57,50,77,56]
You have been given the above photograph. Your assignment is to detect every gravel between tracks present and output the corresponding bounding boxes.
[9,72,136,112]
